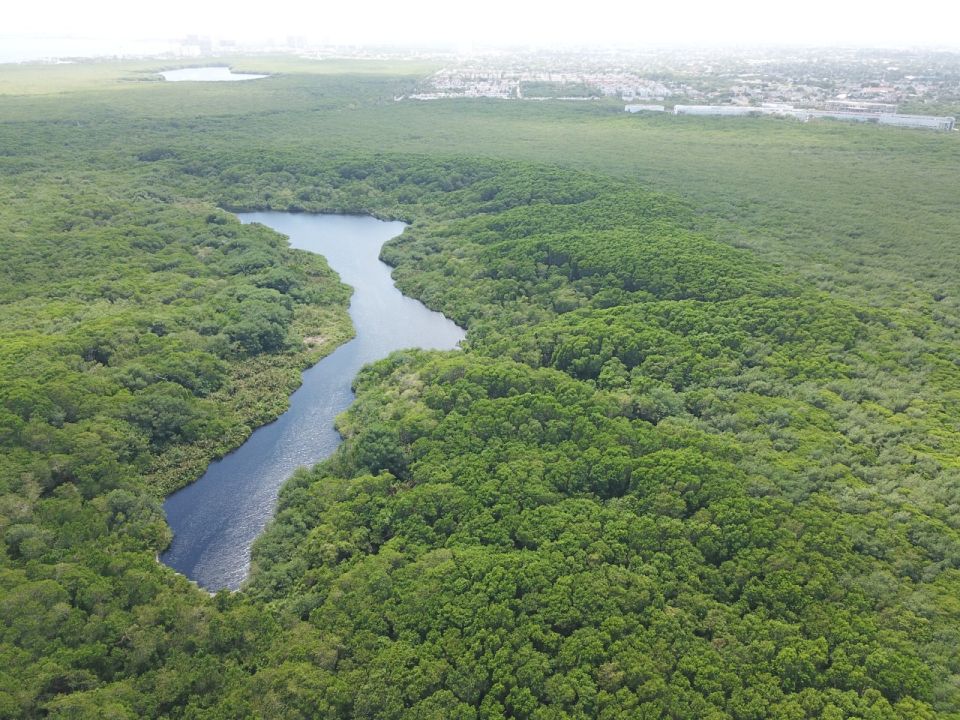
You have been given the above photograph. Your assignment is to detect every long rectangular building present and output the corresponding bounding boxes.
[800,110,955,131]
[673,105,760,117]
[669,104,955,131]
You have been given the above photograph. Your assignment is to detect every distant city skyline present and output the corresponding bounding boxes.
[5,0,960,61]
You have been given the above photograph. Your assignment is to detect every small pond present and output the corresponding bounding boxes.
[158,66,268,82]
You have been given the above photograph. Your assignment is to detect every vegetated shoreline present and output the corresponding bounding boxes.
[159,210,465,592]
[147,208,366,536]
[147,205,417,501]
[145,207,364,595]
[154,551,216,597]
[142,266,355,497]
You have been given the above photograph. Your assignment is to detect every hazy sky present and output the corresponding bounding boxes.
[6,0,960,50]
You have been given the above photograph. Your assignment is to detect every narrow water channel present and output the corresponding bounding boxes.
[160,213,465,591]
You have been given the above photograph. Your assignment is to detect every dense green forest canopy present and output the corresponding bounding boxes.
[1,58,959,719]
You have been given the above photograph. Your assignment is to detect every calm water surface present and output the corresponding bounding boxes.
[159,67,268,81]
[161,213,464,591]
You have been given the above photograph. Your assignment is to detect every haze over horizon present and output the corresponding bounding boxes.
[4,0,960,62]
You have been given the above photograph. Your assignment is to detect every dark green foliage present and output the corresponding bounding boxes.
[1,58,959,719]
[241,157,959,717]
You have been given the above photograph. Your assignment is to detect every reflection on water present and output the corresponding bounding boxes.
[158,67,268,82]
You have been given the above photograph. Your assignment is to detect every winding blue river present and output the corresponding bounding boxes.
[161,213,464,591]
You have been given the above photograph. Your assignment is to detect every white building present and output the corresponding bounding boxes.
[825,100,898,114]
[673,105,761,117]
[804,110,955,131]
[876,114,955,131]
[672,104,955,130]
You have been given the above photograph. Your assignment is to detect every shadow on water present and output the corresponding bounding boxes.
[160,213,465,591]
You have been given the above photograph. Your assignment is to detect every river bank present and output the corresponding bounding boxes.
[161,212,464,591]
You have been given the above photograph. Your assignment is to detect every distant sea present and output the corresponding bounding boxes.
[0,36,177,64]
